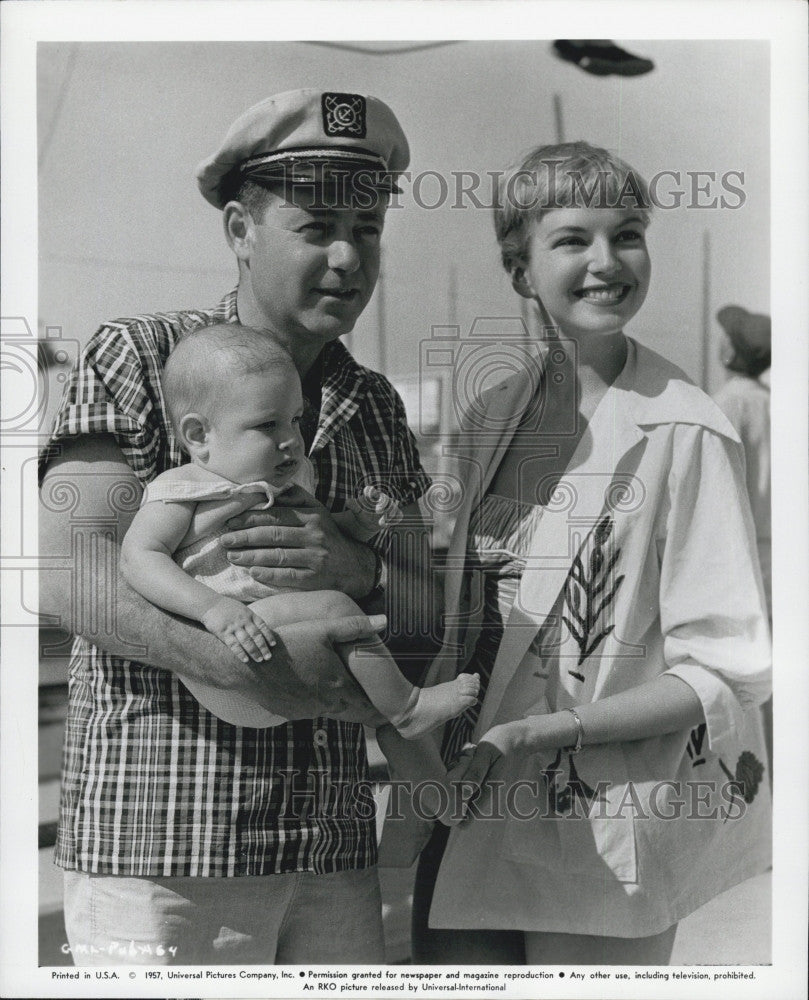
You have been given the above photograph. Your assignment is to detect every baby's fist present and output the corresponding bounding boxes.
[361,485,403,528]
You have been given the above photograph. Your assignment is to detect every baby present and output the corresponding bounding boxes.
[121,322,479,736]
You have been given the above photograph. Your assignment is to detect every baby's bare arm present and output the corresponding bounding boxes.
[121,500,225,622]
[122,501,276,662]
[41,436,386,721]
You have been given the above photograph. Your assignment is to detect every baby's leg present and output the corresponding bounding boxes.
[251,591,479,738]
[389,672,480,740]
[305,591,479,738]
[249,591,404,724]
[249,592,322,628]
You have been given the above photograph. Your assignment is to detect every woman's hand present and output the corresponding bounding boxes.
[476,722,528,758]
[445,721,527,822]
[447,715,580,821]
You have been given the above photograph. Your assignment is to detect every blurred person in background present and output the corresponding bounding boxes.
[713,305,772,774]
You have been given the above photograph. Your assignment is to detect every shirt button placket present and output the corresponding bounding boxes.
[312,727,331,821]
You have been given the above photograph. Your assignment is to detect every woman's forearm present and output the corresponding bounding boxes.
[504,675,706,756]
[573,674,704,745]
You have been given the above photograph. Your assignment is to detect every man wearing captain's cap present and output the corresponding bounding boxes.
[198,89,409,208]
[40,90,432,964]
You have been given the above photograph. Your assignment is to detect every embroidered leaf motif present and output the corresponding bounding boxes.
[570,557,586,587]
[566,576,583,618]
[686,723,707,766]
[567,755,607,810]
[562,513,624,679]
[583,625,615,662]
[561,615,584,645]
[593,515,613,545]
[591,550,621,599]
[593,575,624,623]
[541,747,608,816]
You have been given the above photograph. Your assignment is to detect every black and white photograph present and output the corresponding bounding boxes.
[1,2,807,997]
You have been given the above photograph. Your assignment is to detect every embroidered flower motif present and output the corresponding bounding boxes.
[720,750,765,805]
[562,513,624,681]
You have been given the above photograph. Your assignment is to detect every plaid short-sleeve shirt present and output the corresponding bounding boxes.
[40,290,431,877]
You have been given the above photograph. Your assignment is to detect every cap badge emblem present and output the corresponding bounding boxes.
[321,93,367,138]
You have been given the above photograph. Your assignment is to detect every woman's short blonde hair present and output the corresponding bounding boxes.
[494,141,652,274]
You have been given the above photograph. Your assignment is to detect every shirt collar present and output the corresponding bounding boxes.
[310,340,370,452]
[615,338,740,441]
[215,288,239,323]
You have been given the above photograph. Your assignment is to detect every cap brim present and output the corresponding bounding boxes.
[244,165,402,200]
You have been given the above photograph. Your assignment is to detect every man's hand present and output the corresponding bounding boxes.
[247,614,389,725]
[344,486,403,537]
[220,486,376,599]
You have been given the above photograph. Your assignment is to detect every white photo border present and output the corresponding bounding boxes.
[2,2,807,998]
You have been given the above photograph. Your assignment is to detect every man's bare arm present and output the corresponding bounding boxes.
[39,435,383,722]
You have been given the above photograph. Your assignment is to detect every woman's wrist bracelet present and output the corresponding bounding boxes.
[564,708,585,754]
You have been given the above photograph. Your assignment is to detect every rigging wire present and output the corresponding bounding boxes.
[303,40,463,57]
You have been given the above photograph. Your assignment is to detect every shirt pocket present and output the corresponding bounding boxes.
[502,742,638,884]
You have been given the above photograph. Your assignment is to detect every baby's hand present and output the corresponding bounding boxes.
[200,597,277,663]
[347,486,403,531]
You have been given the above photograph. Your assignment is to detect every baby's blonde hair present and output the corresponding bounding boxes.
[162,323,298,433]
